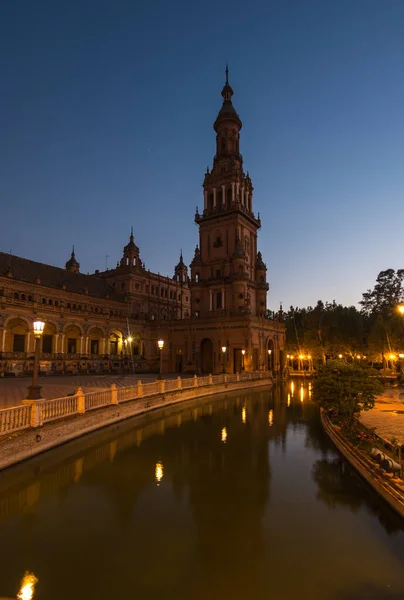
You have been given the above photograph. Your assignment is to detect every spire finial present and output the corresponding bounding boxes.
[130,226,134,238]
[72,245,75,256]
[225,62,229,84]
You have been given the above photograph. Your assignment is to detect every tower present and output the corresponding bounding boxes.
[190,67,269,318]
[65,246,80,273]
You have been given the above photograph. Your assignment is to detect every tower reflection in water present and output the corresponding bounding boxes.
[0,385,404,600]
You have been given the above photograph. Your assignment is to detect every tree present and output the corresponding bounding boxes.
[312,360,383,421]
[360,269,404,318]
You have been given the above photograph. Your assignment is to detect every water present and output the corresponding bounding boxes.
[1,381,404,599]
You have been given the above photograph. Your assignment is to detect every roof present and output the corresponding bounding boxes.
[0,252,122,301]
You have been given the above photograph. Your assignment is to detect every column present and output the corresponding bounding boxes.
[54,334,59,353]
[26,332,31,353]
[245,191,249,211]
[204,190,208,210]
[232,182,235,203]
[222,184,226,205]
[209,290,213,311]
[79,336,83,354]
[61,334,65,353]
[101,338,105,354]
[85,336,89,354]
[236,182,240,201]
[222,287,225,309]
[213,188,217,207]
[0,328,6,352]
[241,186,245,206]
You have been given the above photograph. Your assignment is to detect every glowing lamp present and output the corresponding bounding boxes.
[221,346,227,353]
[157,339,164,350]
[241,349,245,355]
[33,320,45,338]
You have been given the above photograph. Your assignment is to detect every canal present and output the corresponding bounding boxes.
[1,381,404,599]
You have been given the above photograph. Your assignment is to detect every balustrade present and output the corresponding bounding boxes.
[1,371,272,436]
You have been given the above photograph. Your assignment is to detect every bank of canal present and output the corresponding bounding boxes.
[1,381,404,599]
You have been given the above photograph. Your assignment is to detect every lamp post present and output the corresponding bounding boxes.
[221,346,227,374]
[267,348,272,372]
[157,339,164,379]
[26,319,45,400]
[241,349,245,371]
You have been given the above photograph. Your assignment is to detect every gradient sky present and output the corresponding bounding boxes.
[1,0,404,312]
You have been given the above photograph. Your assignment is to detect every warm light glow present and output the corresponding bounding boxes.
[268,349,272,355]
[241,349,245,355]
[33,320,45,337]
[291,381,295,394]
[399,305,404,315]
[399,354,404,359]
[287,393,291,407]
[157,339,164,350]
[242,407,246,424]
[290,355,294,360]
[127,336,133,343]
[307,355,311,359]
[300,386,304,402]
[338,354,343,359]
[221,346,227,354]
[155,462,163,484]
[356,355,361,359]
[221,427,227,442]
[389,354,396,360]
[298,354,304,359]
[17,572,38,600]
[268,409,273,426]
[286,354,290,358]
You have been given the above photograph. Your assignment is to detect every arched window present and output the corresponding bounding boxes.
[73,304,77,310]
[21,294,26,301]
[42,298,46,304]
[67,303,71,309]
[14,292,19,299]
[48,299,53,305]
[28,295,33,302]
[55,300,59,307]
[195,273,199,282]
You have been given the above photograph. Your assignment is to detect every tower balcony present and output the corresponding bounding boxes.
[195,201,261,228]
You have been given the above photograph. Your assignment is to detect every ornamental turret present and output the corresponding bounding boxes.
[65,246,80,273]
[174,250,188,283]
[119,227,142,269]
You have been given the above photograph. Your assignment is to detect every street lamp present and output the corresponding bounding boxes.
[157,339,164,379]
[267,348,272,372]
[241,349,245,371]
[26,319,45,400]
[221,346,227,374]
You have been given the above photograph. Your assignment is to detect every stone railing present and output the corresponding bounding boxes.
[0,371,270,435]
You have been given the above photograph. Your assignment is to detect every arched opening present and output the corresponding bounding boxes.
[42,322,57,354]
[109,330,123,356]
[88,327,103,355]
[200,338,213,374]
[5,318,29,353]
[64,325,81,354]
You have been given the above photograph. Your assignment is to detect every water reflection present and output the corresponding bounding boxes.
[0,384,404,599]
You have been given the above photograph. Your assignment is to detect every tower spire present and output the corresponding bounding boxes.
[225,62,229,85]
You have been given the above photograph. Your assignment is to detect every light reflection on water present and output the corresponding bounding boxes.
[0,383,404,599]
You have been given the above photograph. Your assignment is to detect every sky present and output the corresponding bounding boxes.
[1,0,404,312]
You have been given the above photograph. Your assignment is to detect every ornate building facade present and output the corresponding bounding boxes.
[0,69,284,378]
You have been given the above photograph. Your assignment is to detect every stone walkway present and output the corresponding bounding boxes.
[0,373,190,410]
[360,388,404,445]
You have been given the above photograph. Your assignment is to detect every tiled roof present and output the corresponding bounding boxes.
[0,252,123,302]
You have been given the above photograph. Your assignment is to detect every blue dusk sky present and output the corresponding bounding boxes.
[1,0,404,311]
